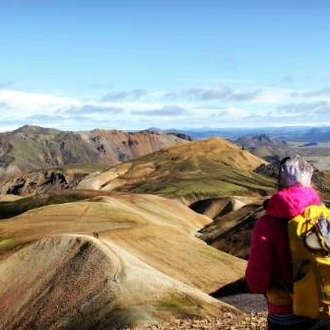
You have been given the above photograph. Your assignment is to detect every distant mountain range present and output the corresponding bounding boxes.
[163,126,330,142]
[2,124,330,196]
[2,124,326,175]
[0,125,189,179]
[163,126,330,168]
[0,136,274,199]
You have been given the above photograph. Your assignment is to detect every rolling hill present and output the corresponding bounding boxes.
[0,193,245,329]
[76,137,274,202]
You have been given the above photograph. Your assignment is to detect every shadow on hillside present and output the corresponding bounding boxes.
[210,277,250,298]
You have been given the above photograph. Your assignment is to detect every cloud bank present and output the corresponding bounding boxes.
[0,83,330,132]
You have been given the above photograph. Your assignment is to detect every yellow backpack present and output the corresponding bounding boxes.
[289,204,330,319]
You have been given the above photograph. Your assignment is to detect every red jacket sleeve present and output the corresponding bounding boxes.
[245,215,273,293]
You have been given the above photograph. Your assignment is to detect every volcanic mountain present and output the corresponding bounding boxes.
[233,134,297,162]
[0,125,189,180]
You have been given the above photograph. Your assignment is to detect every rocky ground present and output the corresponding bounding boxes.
[129,294,268,330]
[131,311,267,330]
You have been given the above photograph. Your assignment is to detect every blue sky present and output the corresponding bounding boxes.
[1,0,330,132]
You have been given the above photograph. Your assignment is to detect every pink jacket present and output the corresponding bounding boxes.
[245,185,321,315]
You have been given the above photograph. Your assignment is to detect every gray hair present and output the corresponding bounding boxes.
[278,155,314,189]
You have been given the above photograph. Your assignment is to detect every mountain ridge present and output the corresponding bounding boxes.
[76,137,273,202]
[0,125,189,180]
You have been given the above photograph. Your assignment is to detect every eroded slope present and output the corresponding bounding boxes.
[0,193,244,329]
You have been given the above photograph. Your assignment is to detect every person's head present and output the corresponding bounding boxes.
[278,155,314,190]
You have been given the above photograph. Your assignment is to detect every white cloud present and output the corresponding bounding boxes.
[1,84,330,132]
[0,89,80,116]
[100,89,149,102]
[277,101,330,113]
[250,88,291,104]
[131,106,188,117]
[291,88,330,99]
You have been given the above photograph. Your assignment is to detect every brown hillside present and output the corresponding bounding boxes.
[77,137,272,201]
[0,193,245,329]
[0,234,238,330]
[0,125,188,180]
[197,201,266,259]
[165,137,266,171]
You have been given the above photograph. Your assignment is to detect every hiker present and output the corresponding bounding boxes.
[245,156,325,330]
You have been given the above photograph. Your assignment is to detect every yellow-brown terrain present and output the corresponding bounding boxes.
[0,134,295,330]
[0,193,247,329]
[77,137,272,202]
